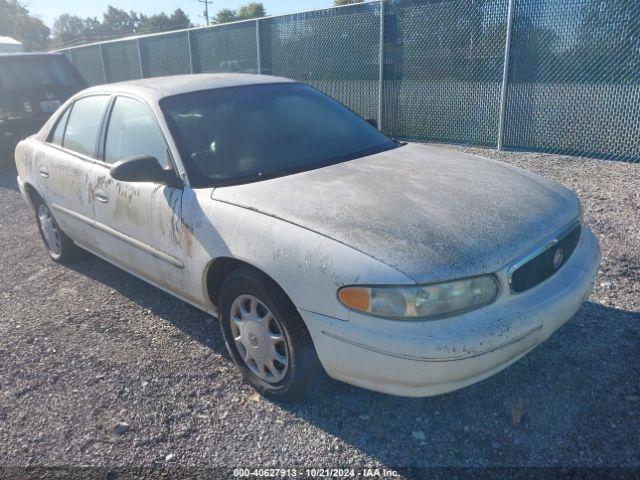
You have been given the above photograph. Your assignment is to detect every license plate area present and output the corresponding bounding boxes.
[39,100,61,113]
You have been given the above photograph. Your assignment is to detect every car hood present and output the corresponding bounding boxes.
[211,143,580,283]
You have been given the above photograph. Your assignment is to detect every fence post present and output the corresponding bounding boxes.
[98,44,107,84]
[187,30,195,74]
[136,38,145,78]
[497,0,515,151]
[377,0,385,131]
[256,19,262,74]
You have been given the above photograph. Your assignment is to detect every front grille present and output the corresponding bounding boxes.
[510,224,582,293]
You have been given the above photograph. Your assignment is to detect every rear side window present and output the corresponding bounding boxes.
[63,96,110,157]
[104,97,168,166]
[50,107,71,146]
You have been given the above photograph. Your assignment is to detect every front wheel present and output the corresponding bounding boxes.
[219,267,324,402]
[34,198,81,263]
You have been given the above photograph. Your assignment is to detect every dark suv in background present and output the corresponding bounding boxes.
[0,53,86,163]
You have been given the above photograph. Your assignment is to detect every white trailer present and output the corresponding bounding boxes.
[0,36,23,53]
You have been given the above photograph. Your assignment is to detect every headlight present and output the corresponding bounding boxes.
[338,275,499,320]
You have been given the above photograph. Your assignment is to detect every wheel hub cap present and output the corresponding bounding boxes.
[230,294,289,384]
[248,333,260,349]
[38,204,62,255]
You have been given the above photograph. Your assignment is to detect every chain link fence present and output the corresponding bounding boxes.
[58,0,640,162]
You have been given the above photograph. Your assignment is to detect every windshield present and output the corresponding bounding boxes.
[0,56,81,91]
[160,83,398,187]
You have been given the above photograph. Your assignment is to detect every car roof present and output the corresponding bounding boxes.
[81,73,296,103]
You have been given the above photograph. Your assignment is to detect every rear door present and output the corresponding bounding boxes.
[91,95,193,300]
[38,95,110,243]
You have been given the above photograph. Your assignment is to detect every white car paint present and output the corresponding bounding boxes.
[15,74,600,397]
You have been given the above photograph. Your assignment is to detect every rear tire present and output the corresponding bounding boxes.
[219,266,324,402]
[33,195,81,263]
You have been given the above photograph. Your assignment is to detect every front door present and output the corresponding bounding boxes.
[90,95,194,301]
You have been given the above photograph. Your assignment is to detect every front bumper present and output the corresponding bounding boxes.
[300,227,600,397]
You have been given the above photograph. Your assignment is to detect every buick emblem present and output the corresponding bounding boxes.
[552,248,564,270]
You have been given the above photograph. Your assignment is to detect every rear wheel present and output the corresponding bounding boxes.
[34,197,81,263]
[219,266,324,402]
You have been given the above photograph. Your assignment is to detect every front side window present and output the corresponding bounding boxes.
[161,83,397,187]
[104,97,168,166]
[63,95,110,157]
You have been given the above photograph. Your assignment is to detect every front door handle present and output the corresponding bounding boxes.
[94,189,109,203]
[38,165,49,178]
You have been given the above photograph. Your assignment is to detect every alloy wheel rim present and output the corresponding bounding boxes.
[38,204,62,255]
[230,294,289,384]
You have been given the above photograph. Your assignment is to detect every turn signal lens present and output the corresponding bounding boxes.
[338,287,370,311]
[338,275,498,320]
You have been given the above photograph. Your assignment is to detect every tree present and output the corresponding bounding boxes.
[52,14,86,48]
[13,14,49,51]
[214,8,237,24]
[214,3,265,24]
[51,6,193,47]
[83,17,104,41]
[137,12,166,35]
[101,6,139,37]
[0,0,26,35]
[51,15,108,47]
[237,2,266,20]
[139,8,191,34]
[334,0,363,5]
[169,8,191,30]
[0,0,49,51]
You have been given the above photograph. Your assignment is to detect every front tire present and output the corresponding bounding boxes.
[34,197,81,263]
[219,266,324,402]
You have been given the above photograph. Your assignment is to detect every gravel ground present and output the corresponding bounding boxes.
[0,147,638,477]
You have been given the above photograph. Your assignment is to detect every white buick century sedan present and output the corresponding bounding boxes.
[15,74,600,401]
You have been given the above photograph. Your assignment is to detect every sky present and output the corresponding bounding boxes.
[24,0,336,27]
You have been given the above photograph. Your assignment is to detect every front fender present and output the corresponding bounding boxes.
[184,188,413,320]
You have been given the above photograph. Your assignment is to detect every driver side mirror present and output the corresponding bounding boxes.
[110,155,181,187]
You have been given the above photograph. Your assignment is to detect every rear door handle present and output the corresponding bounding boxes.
[94,189,109,203]
[38,165,49,178]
